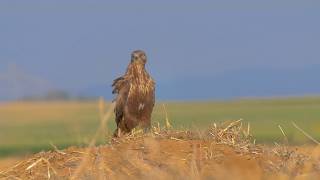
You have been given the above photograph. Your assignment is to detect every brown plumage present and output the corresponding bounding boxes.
[112,50,155,136]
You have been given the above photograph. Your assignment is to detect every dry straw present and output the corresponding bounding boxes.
[2,101,320,179]
[71,97,115,179]
[162,104,172,129]
[292,122,320,145]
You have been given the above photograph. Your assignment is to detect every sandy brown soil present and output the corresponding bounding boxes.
[0,158,24,171]
[1,122,320,180]
[1,139,260,180]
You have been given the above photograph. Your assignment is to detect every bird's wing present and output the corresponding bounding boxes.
[112,76,130,126]
[112,76,126,94]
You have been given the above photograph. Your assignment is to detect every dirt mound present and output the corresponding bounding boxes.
[1,121,320,180]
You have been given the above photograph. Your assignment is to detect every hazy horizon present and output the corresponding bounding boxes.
[1,0,320,100]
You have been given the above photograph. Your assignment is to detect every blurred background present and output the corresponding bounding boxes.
[1,0,320,164]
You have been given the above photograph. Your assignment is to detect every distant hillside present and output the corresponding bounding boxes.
[0,64,53,101]
[80,65,320,100]
[1,65,320,101]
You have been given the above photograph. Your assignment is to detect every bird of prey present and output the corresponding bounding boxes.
[112,50,155,137]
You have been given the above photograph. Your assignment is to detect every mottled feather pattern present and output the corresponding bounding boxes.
[112,77,126,94]
[112,50,155,137]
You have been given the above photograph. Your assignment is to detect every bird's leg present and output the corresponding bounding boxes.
[112,127,122,138]
[143,126,151,134]
[117,128,122,137]
[140,118,151,133]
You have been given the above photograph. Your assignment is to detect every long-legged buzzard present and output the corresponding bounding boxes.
[112,50,155,136]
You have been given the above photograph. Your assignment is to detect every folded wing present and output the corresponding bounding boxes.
[112,76,130,126]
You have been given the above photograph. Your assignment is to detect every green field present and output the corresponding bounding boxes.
[1,97,320,157]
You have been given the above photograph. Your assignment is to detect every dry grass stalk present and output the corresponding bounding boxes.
[50,142,66,155]
[292,122,320,145]
[221,119,242,133]
[170,137,184,141]
[25,158,43,171]
[25,157,57,179]
[162,104,172,129]
[70,98,115,179]
[207,119,261,155]
[2,104,320,179]
[0,160,26,176]
[278,125,289,144]
[246,122,250,137]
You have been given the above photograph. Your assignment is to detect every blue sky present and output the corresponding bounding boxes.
[0,0,320,100]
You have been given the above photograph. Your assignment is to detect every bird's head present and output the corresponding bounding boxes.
[131,50,147,65]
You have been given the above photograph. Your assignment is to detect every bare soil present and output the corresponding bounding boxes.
[1,123,320,180]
